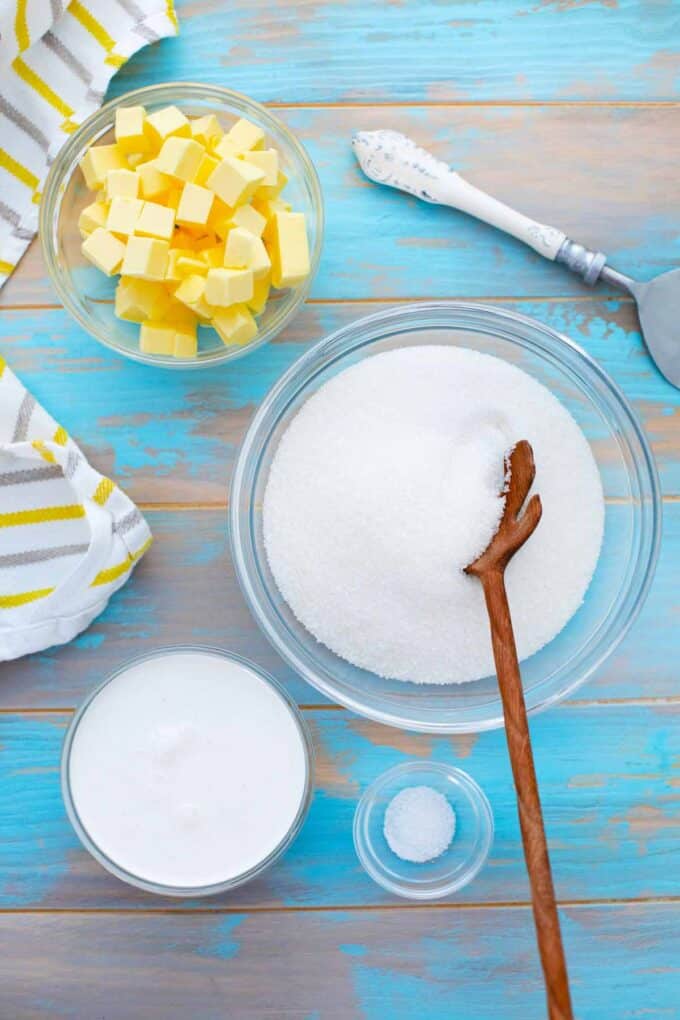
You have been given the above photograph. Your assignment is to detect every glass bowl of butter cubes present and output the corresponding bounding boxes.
[40,83,323,367]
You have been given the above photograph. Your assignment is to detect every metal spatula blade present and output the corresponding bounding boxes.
[352,129,680,389]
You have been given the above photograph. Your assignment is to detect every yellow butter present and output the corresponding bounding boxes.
[175,274,212,320]
[121,236,169,281]
[106,196,144,237]
[139,321,177,355]
[176,182,214,230]
[127,152,146,169]
[190,114,223,149]
[212,304,258,346]
[166,248,195,282]
[78,200,109,237]
[176,255,208,277]
[79,144,127,190]
[244,149,278,186]
[224,227,270,279]
[207,156,265,208]
[194,152,219,187]
[136,201,176,241]
[230,203,266,237]
[200,244,225,268]
[155,136,205,182]
[115,278,172,322]
[205,266,254,306]
[225,117,265,153]
[145,105,190,146]
[247,273,271,315]
[212,135,240,161]
[174,330,198,358]
[265,211,310,288]
[81,228,126,275]
[104,168,139,200]
[136,159,172,200]
[114,106,150,155]
[257,169,288,201]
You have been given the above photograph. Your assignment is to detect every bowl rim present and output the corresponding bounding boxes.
[352,761,494,900]
[60,644,314,897]
[230,301,662,733]
[39,81,324,369]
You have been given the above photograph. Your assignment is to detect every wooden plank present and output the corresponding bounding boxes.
[5,105,680,306]
[0,299,677,506]
[1,704,678,910]
[1,903,679,1019]
[0,499,676,710]
[105,0,680,105]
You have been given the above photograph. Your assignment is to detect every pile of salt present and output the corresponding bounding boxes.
[384,786,456,863]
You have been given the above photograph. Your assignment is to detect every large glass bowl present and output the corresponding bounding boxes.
[40,82,323,369]
[230,303,661,733]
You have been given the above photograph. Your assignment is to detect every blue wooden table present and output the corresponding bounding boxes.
[1,3,679,1017]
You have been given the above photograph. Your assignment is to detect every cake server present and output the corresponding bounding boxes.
[352,129,680,389]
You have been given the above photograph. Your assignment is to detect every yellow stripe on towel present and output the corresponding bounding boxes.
[90,536,153,587]
[93,477,114,505]
[32,440,57,464]
[0,148,39,191]
[69,1,124,67]
[0,587,54,609]
[53,427,68,446]
[0,505,85,528]
[15,0,30,53]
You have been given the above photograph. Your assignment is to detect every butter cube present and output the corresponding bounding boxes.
[212,304,258,346]
[224,227,270,279]
[79,144,126,190]
[225,117,265,152]
[115,278,171,322]
[170,303,200,332]
[200,244,225,268]
[193,233,220,251]
[176,182,214,230]
[231,203,266,237]
[121,236,169,281]
[106,196,144,237]
[190,114,223,149]
[78,200,109,237]
[139,321,177,356]
[174,330,198,358]
[104,168,140,200]
[176,255,208,277]
[247,273,271,315]
[155,136,205,182]
[166,248,195,282]
[172,227,203,250]
[205,266,253,306]
[207,197,234,239]
[265,211,310,288]
[165,187,183,211]
[81,228,126,275]
[212,135,240,161]
[127,152,146,169]
[194,152,219,187]
[207,156,265,208]
[114,106,150,154]
[136,201,176,240]
[244,149,278,186]
[136,160,172,200]
[145,105,190,146]
[175,274,212,320]
[254,195,292,221]
[257,169,288,201]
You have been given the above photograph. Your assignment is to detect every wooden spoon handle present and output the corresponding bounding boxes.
[480,569,574,1020]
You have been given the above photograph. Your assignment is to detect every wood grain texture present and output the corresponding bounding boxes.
[0,299,678,508]
[103,0,680,104]
[4,105,680,306]
[1,704,678,911]
[0,498,677,710]
[1,903,679,1019]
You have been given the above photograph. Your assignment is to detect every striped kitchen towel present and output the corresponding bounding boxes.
[0,356,152,660]
[0,0,178,286]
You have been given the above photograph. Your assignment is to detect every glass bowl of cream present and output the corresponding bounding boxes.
[230,302,661,733]
[61,647,313,896]
[40,82,323,369]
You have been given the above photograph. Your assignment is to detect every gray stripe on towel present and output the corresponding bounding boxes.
[0,543,88,568]
[12,393,36,442]
[0,95,50,151]
[0,464,63,487]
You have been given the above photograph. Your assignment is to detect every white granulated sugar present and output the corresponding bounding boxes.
[384,786,456,864]
[263,345,604,685]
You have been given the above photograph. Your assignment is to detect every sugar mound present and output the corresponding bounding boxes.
[384,786,456,863]
[263,345,604,685]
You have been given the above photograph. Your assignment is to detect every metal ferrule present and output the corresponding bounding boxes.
[555,239,607,286]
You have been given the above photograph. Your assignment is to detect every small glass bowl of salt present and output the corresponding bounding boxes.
[353,761,493,901]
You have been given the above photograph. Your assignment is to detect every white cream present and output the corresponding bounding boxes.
[66,650,308,890]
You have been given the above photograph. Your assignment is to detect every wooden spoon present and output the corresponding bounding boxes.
[466,440,574,1020]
